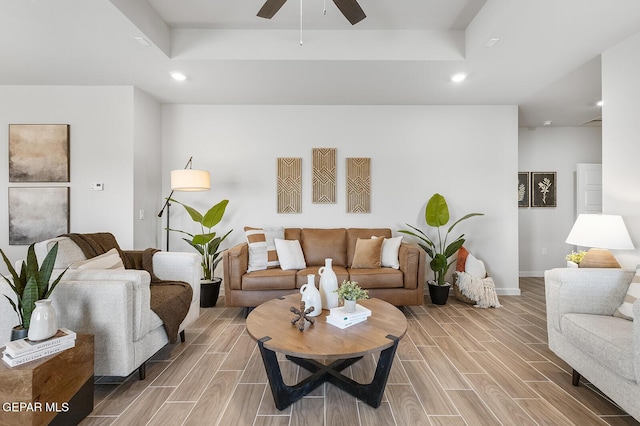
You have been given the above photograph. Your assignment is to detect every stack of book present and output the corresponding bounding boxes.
[2,328,76,367]
[326,304,372,329]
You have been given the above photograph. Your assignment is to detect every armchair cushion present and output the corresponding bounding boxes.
[614,270,640,320]
[69,248,124,270]
[34,236,86,267]
[561,313,635,381]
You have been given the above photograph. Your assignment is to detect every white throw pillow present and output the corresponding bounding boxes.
[465,253,487,278]
[372,236,402,269]
[274,238,307,271]
[69,248,125,270]
[614,271,640,320]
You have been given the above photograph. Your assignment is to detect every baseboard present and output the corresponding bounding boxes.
[496,288,521,296]
[519,271,544,278]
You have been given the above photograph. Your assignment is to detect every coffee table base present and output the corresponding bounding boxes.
[258,334,400,410]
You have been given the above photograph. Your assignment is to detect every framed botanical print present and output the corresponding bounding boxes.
[531,172,557,207]
[518,172,530,207]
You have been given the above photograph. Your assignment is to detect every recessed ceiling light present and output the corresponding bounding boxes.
[484,38,500,48]
[450,73,467,83]
[543,120,552,126]
[133,36,151,47]
[596,100,604,107]
[170,71,187,81]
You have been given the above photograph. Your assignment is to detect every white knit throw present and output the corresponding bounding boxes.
[455,271,502,308]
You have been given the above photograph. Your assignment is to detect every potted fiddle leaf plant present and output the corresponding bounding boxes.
[1,242,67,340]
[168,198,232,307]
[399,193,483,305]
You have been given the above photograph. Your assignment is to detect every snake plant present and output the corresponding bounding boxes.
[1,242,67,329]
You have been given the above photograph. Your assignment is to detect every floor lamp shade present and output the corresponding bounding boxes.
[171,169,210,191]
[565,214,634,268]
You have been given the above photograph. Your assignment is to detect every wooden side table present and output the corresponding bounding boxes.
[246,295,407,410]
[0,334,94,426]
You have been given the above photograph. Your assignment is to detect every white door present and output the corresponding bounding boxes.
[576,163,602,215]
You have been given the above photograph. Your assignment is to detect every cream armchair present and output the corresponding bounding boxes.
[0,237,200,379]
[545,268,640,421]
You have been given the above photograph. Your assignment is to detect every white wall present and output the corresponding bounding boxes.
[0,86,160,273]
[161,105,521,294]
[602,31,640,269]
[518,127,602,276]
[133,88,162,249]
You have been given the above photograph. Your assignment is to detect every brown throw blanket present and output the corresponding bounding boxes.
[63,233,193,344]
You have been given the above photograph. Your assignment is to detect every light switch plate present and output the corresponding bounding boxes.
[90,183,104,191]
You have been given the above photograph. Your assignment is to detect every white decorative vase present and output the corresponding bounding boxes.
[344,299,357,313]
[28,299,57,341]
[300,274,322,317]
[318,258,339,309]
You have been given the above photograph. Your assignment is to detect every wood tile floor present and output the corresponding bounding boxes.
[80,278,639,425]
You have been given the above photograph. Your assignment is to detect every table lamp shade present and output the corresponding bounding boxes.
[566,214,634,268]
[565,214,634,250]
[171,169,210,191]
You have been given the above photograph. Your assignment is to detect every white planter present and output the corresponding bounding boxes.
[344,299,357,313]
[28,299,58,341]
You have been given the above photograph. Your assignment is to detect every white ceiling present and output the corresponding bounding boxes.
[2,0,640,127]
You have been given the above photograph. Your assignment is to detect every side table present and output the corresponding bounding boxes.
[0,333,94,426]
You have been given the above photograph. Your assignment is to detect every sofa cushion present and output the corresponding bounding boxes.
[373,236,402,269]
[34,236,86,268]
[274,238,306,270]
[242,269,297,291]
[348,268,404,289]
[69,248,124,270]
[614,270,640,320]
[561,313,635,381]
[301,228,347,266]
[245,226,284,272]
[347,228,391,267]
[351,238,383,269]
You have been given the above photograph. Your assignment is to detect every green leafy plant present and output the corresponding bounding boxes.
[167,198,232,280]
[399,193,483,286]
[565,250,587,264]
[334,280,369,301]
[1,243,67,329]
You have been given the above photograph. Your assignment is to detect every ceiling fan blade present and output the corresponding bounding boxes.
[333,0,366,25]
[257,0,289,19]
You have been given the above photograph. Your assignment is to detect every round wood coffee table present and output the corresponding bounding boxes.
[246,293,407,410]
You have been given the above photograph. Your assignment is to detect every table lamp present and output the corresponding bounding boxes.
[565,214,634,268]
[158,157,210,251]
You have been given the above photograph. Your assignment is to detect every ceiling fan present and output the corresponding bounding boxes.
[257,0,366,25]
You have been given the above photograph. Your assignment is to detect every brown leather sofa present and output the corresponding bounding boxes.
[223,228,426,308]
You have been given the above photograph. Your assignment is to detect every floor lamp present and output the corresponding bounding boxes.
[157,157,210,251]
[565,214,634,268]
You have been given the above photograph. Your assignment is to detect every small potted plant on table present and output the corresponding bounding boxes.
[335,280,369,313]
